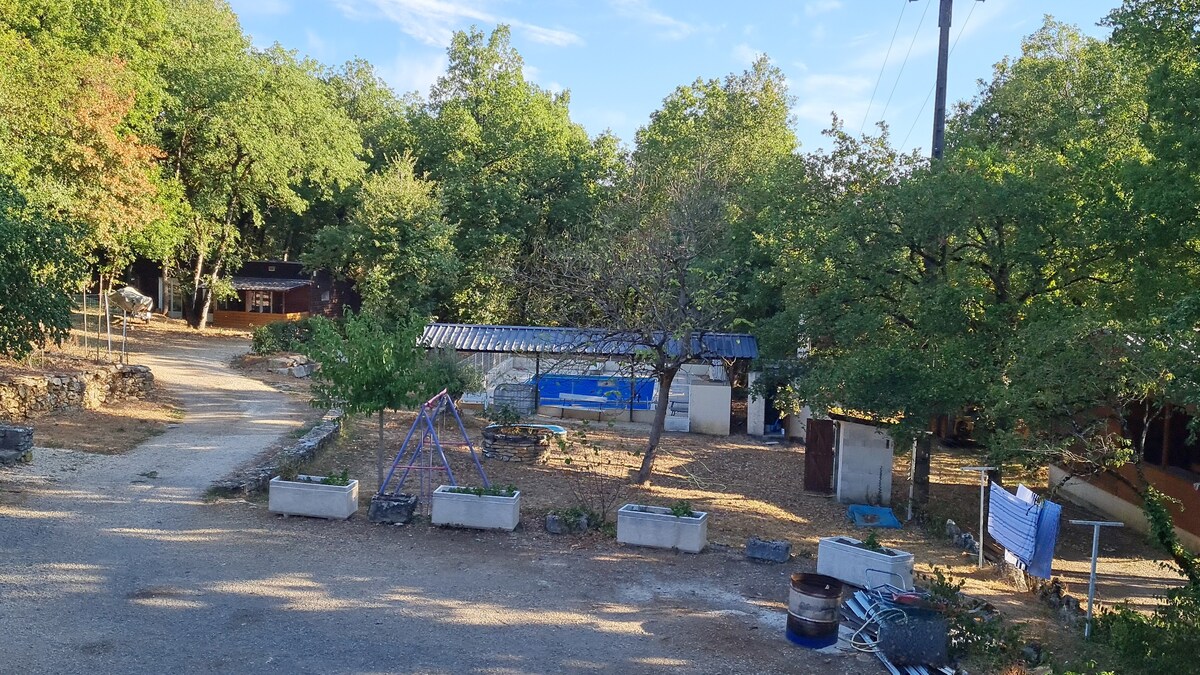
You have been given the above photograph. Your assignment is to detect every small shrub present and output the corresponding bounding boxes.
[860,530,884,552]
[669,500,695,518]
[319,469,351,486]
[445,484,518,497]
[544,422,632,525]
[276,462,299,482]
[251,316,322,354]
[1092,581,1200,674]
[484,403,523,426]
[551,505,598,531]
[915,567,1025,669]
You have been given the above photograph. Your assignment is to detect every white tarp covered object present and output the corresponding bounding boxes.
[108,285,153,321]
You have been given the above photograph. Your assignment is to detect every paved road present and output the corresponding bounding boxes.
[0,334,866,674]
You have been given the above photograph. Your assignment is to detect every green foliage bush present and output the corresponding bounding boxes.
[446,484,517,497]
[915,567,1025,669]
[1092,582,1200,674]
[251,316,324,354]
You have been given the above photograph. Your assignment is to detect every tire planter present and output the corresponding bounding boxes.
[816,536,914,590]
[268,475,359,520]
[430,485,521,531]
[481,424,566,462]
[616,504,708,553]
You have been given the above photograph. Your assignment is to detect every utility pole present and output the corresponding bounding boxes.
[931,0,953,160]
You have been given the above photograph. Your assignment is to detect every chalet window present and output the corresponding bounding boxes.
[249,290,283,314]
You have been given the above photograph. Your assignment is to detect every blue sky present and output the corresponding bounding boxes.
[227,0,1115,155]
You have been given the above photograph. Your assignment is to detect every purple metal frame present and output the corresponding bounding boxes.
[377,389,490,501]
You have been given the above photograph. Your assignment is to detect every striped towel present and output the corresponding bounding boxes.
[988,483,1039,564]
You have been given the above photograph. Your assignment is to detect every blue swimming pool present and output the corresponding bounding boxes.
[533,374,657,410]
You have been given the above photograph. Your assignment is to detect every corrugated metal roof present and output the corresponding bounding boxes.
[422,323,758,360]
[231,277,311,292]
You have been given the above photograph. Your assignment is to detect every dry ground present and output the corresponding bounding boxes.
[0,319,183,454]
[287,408,1185,670]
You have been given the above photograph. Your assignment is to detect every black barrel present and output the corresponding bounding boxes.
[786,572,843,648]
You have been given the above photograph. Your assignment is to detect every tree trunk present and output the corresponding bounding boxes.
[635,366,679,484]
[184,247,206,328]
[913,434,932,519]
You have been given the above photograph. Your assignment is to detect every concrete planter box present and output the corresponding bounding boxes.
[617,504,708,553]
[430,485,521,531]
[816,536,914,590]
[268,475,359,520]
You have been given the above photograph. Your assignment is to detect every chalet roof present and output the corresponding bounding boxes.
[421,323,758,360]
[230,277,311,292]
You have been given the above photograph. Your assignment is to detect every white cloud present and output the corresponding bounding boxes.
[803,0,842,17]
[732,43,761,66]
[334,0,582,47]
[791,72,873,128]
[305,29,330,59]
[610,0,696,40]
[377,52,449,97]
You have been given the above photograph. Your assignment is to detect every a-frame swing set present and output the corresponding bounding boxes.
[376,388,489,506]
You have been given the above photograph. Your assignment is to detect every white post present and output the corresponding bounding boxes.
[962,466,996,569]
[1069,519,1124,638]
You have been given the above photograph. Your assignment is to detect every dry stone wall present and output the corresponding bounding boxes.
[0,364,154,420]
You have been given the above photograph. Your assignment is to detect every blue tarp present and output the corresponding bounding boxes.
[534,374,656,410]
[848,504,903,529]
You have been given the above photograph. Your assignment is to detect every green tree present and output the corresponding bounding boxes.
[0,177,87,359]
[305,153,457,320]
[409,25,618,323]
[305,311,477,489]
[633,57,797,330]
[157,0,362,328]
[545,172,736,484]
[777,22,1145,514]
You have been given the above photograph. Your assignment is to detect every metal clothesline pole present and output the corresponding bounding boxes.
[962,466,996,569]
[1070,519,1124,638]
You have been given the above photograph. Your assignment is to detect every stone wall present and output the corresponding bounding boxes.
[0,364,154,420]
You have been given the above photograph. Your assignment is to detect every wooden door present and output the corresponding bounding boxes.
[804,418,835,494]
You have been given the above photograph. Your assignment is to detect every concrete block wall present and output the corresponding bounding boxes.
[835,419,894,505]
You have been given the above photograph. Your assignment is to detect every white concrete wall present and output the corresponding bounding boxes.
[688,381,731,436]
[835,420,894,505]
[1049,466,1200,553]
[747,371,765,436]
[785,406,813,441]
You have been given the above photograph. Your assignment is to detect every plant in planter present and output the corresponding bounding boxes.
[430,484,521,531]
[268,467,359,520]
[616,501,708,553]
[816,534,914,590]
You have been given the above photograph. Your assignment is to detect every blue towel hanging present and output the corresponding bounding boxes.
[988,483,1039,564]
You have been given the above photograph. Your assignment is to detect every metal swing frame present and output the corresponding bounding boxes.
[376,389,489,503]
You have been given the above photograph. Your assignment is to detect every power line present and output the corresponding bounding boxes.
[860,1,910,133]
[878,0,933,126]
[900,0,980,151]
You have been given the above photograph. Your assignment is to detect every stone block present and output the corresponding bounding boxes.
[745,536,791,563]
[0,424,33,452]
[368,494,418,524]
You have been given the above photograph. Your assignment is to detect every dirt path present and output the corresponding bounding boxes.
[0,334,864,674]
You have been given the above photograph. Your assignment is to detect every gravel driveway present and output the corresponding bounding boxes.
[0,334,870,674]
